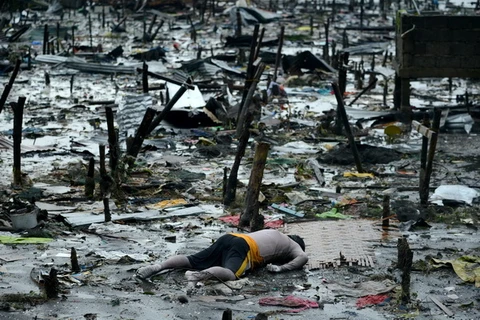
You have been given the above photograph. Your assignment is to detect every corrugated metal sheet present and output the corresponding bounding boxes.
[117,94,153,140]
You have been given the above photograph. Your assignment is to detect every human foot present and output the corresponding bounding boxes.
[136,264,163,280]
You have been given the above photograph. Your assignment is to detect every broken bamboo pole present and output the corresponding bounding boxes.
[273,25,285,82]
[147,84,188,135]
[332,82,364,173]
[0,58,21,114]
[240,142,270,230]
[12,96,26,186]
[126,107,156,165]
[348,77,378,106]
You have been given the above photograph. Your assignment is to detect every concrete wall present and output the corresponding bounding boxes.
[396,14,480,78]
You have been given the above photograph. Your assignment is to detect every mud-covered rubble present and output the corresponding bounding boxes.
[1,0,480,319]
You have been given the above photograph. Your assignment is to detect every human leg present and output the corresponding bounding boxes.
[136,255,191,279]
[185,266,236,282]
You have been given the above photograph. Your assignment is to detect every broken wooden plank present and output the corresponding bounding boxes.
[430,296,454,317]
[412,120,435,140]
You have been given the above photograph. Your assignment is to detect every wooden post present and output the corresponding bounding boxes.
[70,74,74,95]
[224,65,265,206]
[11,96,26,186]
[237,24,260,124]
[142,61,149,93]
[99,145,112,222]
[88,14,93,50]
[71,247,81,273]
[44,268,59,299]
[148,15,157,35]
[71,26,75,55]
[236,9,242,37]
[240,142,270,230]
[0,59,21,114]
[273,25,285,82]
[102,5,105,28]
[420,109,441,206]
[400,78,411,123]
[56,22,60,52]
[382,194,390,228]
[85,157,95,198]
[323,21,329,63]
[222,309,232,320]
[397,238,413,304]
[105,107,119,174]
[331,82,364,173]
[43,24,48,55]
[126,107,156,164]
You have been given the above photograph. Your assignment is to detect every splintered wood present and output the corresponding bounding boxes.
[284,220,380,270]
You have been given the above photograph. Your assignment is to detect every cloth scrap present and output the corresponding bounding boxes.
[356,294,390,308]
[328,279,397,297]
[259,295,319,313]
[315,208,352,220]
[432,256,480,287]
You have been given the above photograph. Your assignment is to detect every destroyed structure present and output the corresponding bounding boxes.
[0,0,479,319]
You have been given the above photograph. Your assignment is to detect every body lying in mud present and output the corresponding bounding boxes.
[136,229,308,281]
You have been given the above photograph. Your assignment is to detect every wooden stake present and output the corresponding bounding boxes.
[88,14,93,50]
[43,24,48,55]
[11,96,26,186]
[420,109,441,206]
[240,142,270,230]
[71,247,81,273]
[222,309,232,320]
[397,238,413,304]
[85,157,95,198]
[44,268,59,299]
[273,26,285,82]
[382,194,390,228]
[126,107,156,164]
[236,9,242,37]
[332,82,364,173]
[105,107,119,174]
[0,59,21,114]
[142,61,149,93]
[56,22,60,52]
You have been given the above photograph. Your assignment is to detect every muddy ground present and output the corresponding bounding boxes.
[1,1,480,320]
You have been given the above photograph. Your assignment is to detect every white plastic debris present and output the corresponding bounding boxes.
[429,185,480,206]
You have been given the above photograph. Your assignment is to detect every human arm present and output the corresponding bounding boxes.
[267,250,308,272]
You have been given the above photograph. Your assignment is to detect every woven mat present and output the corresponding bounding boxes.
[283,220,381,270]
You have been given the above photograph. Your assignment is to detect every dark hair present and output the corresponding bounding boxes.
[288,235,306,252]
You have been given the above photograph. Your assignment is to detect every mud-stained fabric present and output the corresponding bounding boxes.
[230,233,264,277]
[187,234,249,277]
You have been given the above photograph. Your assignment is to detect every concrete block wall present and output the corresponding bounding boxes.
[396,15,480,78]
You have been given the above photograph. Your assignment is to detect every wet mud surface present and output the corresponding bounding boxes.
[1,1,480,320]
